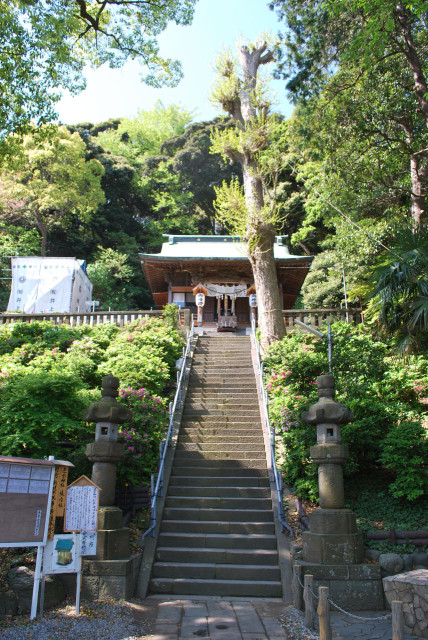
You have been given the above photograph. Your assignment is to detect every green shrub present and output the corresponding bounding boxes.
[116,387,169,486]
[264,322,428,502]
[0,371,92,458]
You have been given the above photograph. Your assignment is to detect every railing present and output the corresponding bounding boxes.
[283,308,362,331]
[142,315,195,539]
[0,309,164,327]
[251,314,293,537]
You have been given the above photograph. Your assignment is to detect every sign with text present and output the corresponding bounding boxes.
[47,465,69,540]
[65,476,99,532]
[195,293,205,307]
[0,456,73,547]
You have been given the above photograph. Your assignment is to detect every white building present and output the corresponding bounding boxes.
[7,257,93,313]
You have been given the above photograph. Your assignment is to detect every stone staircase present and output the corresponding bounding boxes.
[149,335,282,597]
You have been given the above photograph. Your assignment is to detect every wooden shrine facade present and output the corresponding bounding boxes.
[139,235,312,325]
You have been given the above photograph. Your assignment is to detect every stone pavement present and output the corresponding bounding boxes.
[141,598,422,640]
[330,610,420,640]
[146,598,287,640]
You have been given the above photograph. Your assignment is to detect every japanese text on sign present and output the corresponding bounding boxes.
[65,486,98,532]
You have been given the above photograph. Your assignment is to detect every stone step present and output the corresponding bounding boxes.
[185,393,257,400]
[168,476,270,487]
[178,434,263,444]
[165,496,273,510]
[152,560,280,581]
[184,397,260,415]
[173,451,266,462]
[176,443,265,453]
[149,577,282,598]
[182,409,260,418]
[157,532,278,550]
[171,465,267,476]
[187,382,257,389]
[172,458,267,469]
[160,520,275,535]
[188,375,256,383]
[167,486,270,498]
[180,418,261,426]
[162,507,274,522]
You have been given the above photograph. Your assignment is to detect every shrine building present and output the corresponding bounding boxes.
[140,235,312,327]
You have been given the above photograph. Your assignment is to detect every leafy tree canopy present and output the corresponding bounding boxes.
[0,0,197,142]
[0,125,105,256]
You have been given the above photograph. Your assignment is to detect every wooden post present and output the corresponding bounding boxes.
[317,586,331,640]
[392,601,404,640]
[304,574,316,629]
[292,565,304,610]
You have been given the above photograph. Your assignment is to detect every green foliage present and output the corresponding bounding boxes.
[98,318,184,394]
[0,318,183,488]
[116,388,169,486]
[97,102,194,165]
[0,371,91,458]
[264,322,428,501]
[344,471,428,553]
[0,125,105,255]
[365,229,428,351]
[0,1,197,142]
[380,421,428,501]
[87,247,137,311]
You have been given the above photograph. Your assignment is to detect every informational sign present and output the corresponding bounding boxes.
[195,293,205,307]
[81,531,98,556]
[249,293,257,307]
[0,457,72,546]
[43,534,81,574]
[65,476,99,532]
[48,465,69,540]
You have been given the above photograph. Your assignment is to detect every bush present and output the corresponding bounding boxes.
[0,371,92,458]
[264,322,428,502]
[116,388,169,486]
[0,318,183,487]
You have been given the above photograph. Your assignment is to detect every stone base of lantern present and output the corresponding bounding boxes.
[82,554,142,600]
[302,508,364,565]
[295,559,384,610]
[81,505,140,599]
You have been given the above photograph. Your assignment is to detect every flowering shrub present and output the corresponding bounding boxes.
[264,322,428,502]
[0,318,183,486]
[116,387,169,487]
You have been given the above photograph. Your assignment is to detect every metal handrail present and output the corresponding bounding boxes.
[251,314,293,537]
[142,315,194,539]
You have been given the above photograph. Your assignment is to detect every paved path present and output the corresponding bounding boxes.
[140,598,421,640]
[330,610,419,640]
[146,598,287,640]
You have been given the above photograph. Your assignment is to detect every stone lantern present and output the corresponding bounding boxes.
[294,374,384,610]
[301,374,363,564]
[84,375,131,506]
[82,376,140,599]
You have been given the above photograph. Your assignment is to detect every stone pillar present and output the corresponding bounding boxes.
[82,376,141,599]
[294,375,384,610]
[85,375,131,508]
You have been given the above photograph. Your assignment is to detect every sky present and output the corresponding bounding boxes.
[56,0,293,126]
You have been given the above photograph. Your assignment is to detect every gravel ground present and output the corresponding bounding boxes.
[280,607,319,640]
[0,600,154,640]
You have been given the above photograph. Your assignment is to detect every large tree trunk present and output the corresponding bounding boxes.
[237,43,285,347]
[248,224,285,347]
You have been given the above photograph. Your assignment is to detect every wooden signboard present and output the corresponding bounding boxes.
[0,456,73,547]
[47,465,69,540]
[65,476,100,532]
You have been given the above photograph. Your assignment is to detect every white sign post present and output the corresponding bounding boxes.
[195,292,205,326]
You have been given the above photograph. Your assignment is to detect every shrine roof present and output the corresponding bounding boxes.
[139,235,310,262]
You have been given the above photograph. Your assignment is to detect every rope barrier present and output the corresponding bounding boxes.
[294,567,392,623]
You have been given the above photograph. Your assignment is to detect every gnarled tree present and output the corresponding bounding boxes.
[210,38,285,347]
